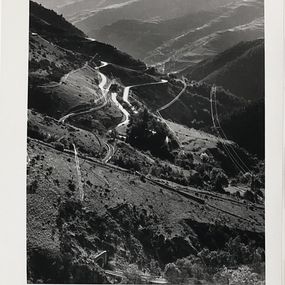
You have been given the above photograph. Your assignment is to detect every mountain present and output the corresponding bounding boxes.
[30,1,85,38]
[27,2,265,284]
[182,39,264,101]
[93,10,221,61]
[92,0,263,72]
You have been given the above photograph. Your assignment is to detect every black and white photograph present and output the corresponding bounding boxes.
[19,0,270,283]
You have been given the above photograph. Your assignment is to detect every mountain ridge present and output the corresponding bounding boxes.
[182,39,264,100]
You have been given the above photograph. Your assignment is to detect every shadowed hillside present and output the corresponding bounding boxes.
[183,39,264,100]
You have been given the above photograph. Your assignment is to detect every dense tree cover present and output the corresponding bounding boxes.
[126,109,179,160]
[163,235,265,284]
[220,99,265,159]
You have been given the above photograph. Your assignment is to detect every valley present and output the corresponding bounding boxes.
[27,1,265,284]
[88,0,264,74]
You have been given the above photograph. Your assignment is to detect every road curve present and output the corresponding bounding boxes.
[157,79,187,112]
[56,60,115,164]
[58,62,109,124]
[111,79,169,133]
[102,143,115,164]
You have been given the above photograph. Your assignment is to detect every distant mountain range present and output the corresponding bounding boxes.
[91,0,263,72]
[35,0,230,31]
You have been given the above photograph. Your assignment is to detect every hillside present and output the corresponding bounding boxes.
[27,1,265,284]
[30,1,85,38]
[220,99,265,158]
[182,39,264,100]
[30,1,146,71]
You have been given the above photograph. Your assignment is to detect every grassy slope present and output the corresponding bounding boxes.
[27,140,264,273]
[28,109,102,158]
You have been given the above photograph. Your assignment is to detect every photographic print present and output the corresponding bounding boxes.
[27,0,265,284]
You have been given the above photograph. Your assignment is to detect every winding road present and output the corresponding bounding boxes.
[44,57,180,164]
[111,79,169,133]
[102,143,116,164]
[58,61,109,124]
[56,60,116,164]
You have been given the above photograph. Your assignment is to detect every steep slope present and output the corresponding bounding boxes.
[30,1,85,38]
[183,39,264,100]
[27,138,264,283]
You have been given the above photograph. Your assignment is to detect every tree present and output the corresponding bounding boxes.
[126,109,178,160]
[213,172,229,192]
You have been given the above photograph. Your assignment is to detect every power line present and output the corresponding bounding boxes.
[210,87,247,175]
[213,89,251,173]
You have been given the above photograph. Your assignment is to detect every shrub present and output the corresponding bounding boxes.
[126,108,179,160]
[213,266,263,285]
[213,172,229,193]
[122,264,146,284]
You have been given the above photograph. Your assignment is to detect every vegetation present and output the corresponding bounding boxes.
[163,236,265,284]
[220,99,265,159]
[126,109,179,160]
[184,39,264,101]
[30,1,85,38]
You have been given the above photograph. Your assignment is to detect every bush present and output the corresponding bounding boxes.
[211,170,229,192]
[214,266,263,285]
[122,264,146,284]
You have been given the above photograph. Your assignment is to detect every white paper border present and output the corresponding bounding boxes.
[0,0,28,284]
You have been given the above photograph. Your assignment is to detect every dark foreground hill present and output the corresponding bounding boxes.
[182,39,264,101]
